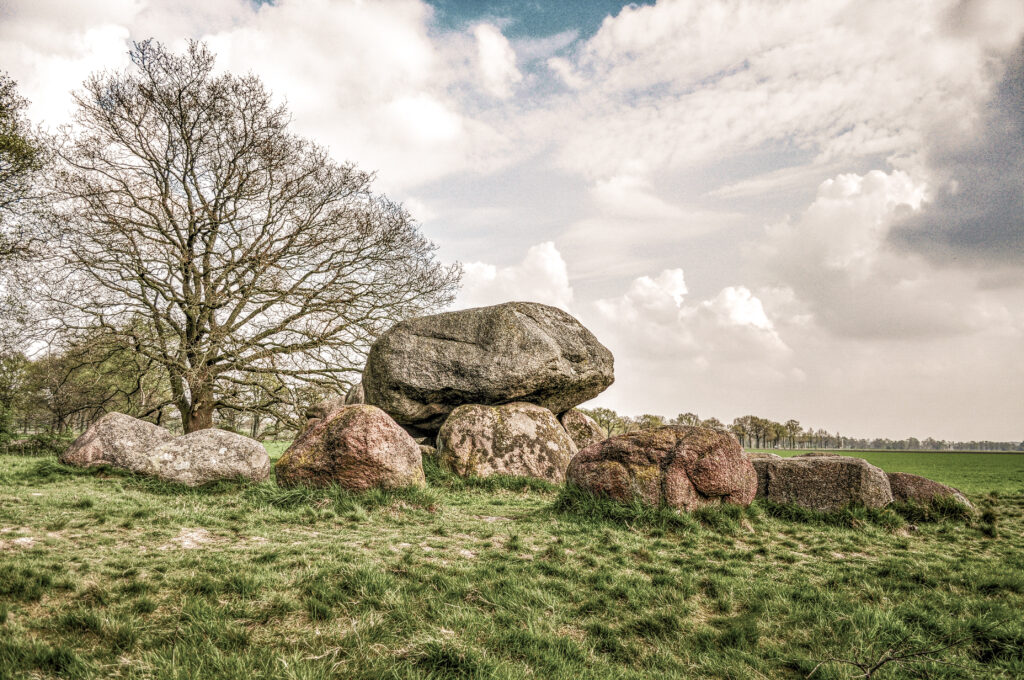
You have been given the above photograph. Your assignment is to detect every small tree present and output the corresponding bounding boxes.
[670,412,700,427]
[636,413,667,430]
[41,41,460,432]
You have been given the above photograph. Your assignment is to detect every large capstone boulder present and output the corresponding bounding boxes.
[436,402,578,482]
[887,472,973,509]
[136,429,271,486]
[566,426,757,511]
[61,412,174,468]
[363,302,614,432]
[344,382,365,405]
[559,409,606,450]
[275,405,425,489]
[751,454,893,511]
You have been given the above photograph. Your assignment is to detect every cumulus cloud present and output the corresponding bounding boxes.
[472,23,522,98]
[539,0,1022,184]
[0,0,521,192]
[455,242,573,311]
[546,56,585,89]
[752,169,1000,338]
[591,269,787,362]
[5,0,1024,439]
[891,39,1024,269]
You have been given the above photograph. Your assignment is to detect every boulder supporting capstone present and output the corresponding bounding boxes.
[276,404,425,489]
[436,402,578,482]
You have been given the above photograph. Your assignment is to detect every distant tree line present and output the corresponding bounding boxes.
[576,408,1024,453]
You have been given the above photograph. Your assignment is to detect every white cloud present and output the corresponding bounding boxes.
[4,0,1024,440]
[590,173,685,220]
[546,57,585,89]
[455,242,573,312]
[0,0,521,192]
[472,23,522,99]
[751,168,1016,338]
[591,269,787,362]
[542,0,1023,181]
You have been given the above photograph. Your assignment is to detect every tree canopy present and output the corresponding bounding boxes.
[37,41,460,432]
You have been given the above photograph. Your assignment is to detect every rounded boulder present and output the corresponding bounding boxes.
[363,302,614,432]
[61,412,175,469]
[436,402,578,482]
[275,405,425,489]
[137,429,271,486]
[566,425,757,510]
[887,472,973,509]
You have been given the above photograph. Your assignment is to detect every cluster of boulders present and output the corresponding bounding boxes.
[57,301,973,514]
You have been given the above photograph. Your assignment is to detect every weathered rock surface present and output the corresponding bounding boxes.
[436,402,577,482]
[887,472,973,509]
[60,412,174,468]
[566,426,757,510]
[137,429,270,486]
[363,302,614,432]
[305,397,345,420]
[751,454,893,511]
[345,382,365,405]
[276,405,425,489]
[559,409,606,450]
[419,444,437,459]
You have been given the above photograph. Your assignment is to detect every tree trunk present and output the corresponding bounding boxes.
[183,383,215,433]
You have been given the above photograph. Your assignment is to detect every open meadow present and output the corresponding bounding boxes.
[1,448,1022,680]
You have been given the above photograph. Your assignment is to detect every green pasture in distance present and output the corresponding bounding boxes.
[746,449,1024,496]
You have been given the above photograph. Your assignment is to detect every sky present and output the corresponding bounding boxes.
[1,0,1022,441]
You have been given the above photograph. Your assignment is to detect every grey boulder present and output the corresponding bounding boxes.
[136,429,271,486]
[751,454,893,511]
[436,402,577,482]
[363,302,614,432]
[61,412,174,468]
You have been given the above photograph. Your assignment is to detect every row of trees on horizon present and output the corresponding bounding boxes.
[577,407,1024,453]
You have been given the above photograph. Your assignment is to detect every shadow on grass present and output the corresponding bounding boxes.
[18,457,439,515]
[553,484,975,534]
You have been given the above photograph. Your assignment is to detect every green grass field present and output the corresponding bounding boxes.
[1,450,1022,679]
[745,449,1024,496]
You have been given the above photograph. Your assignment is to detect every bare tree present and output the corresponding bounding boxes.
[39,40,460,432]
